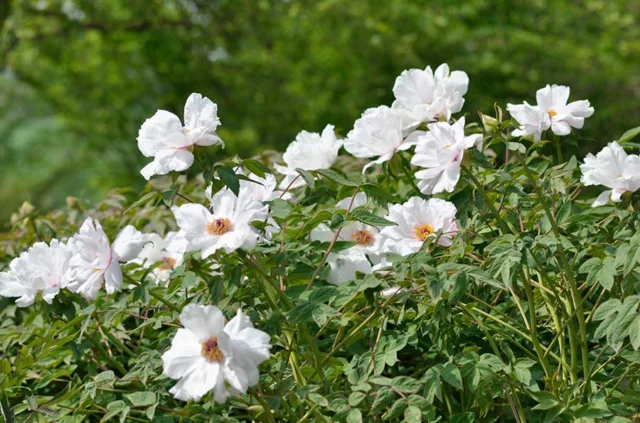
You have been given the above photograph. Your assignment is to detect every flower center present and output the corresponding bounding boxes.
[351,229,375,246]
[207,218,232,235]
[414,223,435,241]
[201,337,224,363]
[547,109,558,118]
[158,257,176,271]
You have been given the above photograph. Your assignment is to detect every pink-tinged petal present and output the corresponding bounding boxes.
[104,261,123,295]
[137,110,187,156]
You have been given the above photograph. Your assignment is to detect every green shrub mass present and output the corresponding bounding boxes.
[1,0,640,222]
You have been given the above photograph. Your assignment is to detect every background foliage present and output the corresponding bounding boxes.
[1,0,640,224]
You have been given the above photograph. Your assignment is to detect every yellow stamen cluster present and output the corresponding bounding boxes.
[414,223,435,241]
[158,257,176,271]
[547,109,558,118]
[351,229,375,246]
[201,337,224,363]
[207,218,232,235]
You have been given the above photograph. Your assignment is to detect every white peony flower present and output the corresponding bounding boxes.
[206,172,287,239]
[508,84,594,140]
[128,232,184,285]
[310,193,385,285]
[536,84,594,136]
[66,218,147,300]
[138,93,224,180]
[325,250,373,286]
[274,124,342,189]
[0,239,72,307]
[170,188,268,258]
[580,141,640,207]
[380,197,458,256]
[162,304,271,402]
[392,63,469,126]
[411,117,482,194]
[344,106,424,172]
[507,102,551,141]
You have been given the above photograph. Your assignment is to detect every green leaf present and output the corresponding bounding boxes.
[593,299,622,321]
[244,159,271,178]
[384,398,408,420]
[531,392,560,410]
[217,165,240,196]
[507,142,525,153]
[404,405,422,423]
[618,125,640,144]
[0,383,14,423]
[94,370,116,387]
[629,315,640,350]
[346,408,363,423]
[361,183,397,206]
[391,376,422,393]
[315,168,358,187]
[308,393,329,407]
[348,209,395,227]
[348,391,366,407]
[125,391,156,407]
[269,198,292,219]
[451,412,475,423]
[125,191,160,213]
[371,387,396,414]
[441,363,463,390]
[162,186,178,207]
[609,295,640,345]
[295,168,316,189]
[330,212,345,229]
[597,257,616,290]
[422,365,442,403]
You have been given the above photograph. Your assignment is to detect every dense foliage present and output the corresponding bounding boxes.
[2,0,640,222]
[1,57,640,423]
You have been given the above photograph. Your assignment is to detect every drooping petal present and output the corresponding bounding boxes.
[168,362,221,402]
[592,190,612,207]
[104,260,123,295]
[111,225,147,262]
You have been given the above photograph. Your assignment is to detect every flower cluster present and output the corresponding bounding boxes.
[0,218,148,303]
[4,63,637,412]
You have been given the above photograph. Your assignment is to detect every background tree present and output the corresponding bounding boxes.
[1,0,639,225]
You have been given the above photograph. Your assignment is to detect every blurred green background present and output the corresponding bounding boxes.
[1,0,639,226]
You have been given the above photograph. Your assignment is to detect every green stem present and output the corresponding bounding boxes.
[461,165,517,234]
[123,273,181,313]
[517,154,589,384]
[86,333,128,376]
[520,269,554,378]
[554,137,563,164]
[250,389,278,423]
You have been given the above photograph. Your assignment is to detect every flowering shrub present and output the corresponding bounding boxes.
[1,64,640,423]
